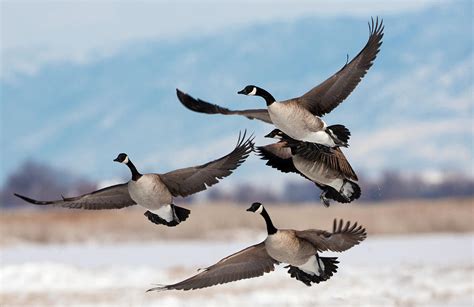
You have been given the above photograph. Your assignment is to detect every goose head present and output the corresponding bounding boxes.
[264,129,284,139]
[113,153,129,164]
[247,202,277,235]
[114,153,142,181]
[246,202,264,214]
[238,85,276,106]
[238,85,258,96]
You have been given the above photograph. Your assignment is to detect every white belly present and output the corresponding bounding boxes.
[128,175,172,210]
[299,255,324,276]
[293,156,344,191]
[268,103,335,146]
[303,131,336,146]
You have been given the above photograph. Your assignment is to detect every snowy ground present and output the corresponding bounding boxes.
[1,233,473,306]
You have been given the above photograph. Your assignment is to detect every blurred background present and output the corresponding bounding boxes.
[1,0,473,306]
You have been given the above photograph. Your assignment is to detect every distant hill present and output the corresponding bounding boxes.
[2,160,472,208]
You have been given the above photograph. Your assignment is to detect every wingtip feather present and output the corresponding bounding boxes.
[146,285,167,293]
[13,193,39,204]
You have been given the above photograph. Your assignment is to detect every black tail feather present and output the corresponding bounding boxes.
[347,181,361,201]
[144,211,178,226]
[323,181,361,204]
[285,257,339,286]
[327,124,351,146]
[172,204,191,223]
[144,205,190,227]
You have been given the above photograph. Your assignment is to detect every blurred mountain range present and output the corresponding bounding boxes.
[1,160,472,208]
[1,1,472,191]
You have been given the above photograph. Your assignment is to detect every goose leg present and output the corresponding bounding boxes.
[315,253,324,276]
[320,190,331,207]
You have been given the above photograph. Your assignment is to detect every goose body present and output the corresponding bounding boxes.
[149,203,366,291]
[267,101,335,145]
[128,174,172,209]
[126,174,178,223]
[257,129,360,206]
[15,132,254,227]
[265,230,315,266]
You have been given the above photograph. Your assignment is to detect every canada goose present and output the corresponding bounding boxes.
[256,129,360,206]
[176,17,384,147]
[148,202,366,291]
[14,132,254,227]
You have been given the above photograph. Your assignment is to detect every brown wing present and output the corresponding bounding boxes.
[147,242,279,291]
[293,143,357,180]
[295,219,367,252]
[280,133,358,180]
[14,183,136,210]
[297,17,384,116]
[256,142,300,175]
[160,131,253,197]
[176,89,273,124]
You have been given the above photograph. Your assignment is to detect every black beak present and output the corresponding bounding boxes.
[237,89,245,95]
[246,207,253,212]
[264,132,273,138]
[113,158,120,162]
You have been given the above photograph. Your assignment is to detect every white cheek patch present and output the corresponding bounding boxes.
[256,205,264,214]
[123,156,129,164]
[248,87,257,96]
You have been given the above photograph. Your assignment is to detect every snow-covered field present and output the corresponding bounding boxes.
[1,234,473,307]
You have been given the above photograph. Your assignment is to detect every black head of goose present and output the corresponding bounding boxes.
[148,202,366,291]
[177,17,384,148]
[237,85,276,106]
[14,131,254,227]
[256,129,361,206]
[113,153,142,181]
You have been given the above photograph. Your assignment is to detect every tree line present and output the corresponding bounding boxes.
[1,161,472,208]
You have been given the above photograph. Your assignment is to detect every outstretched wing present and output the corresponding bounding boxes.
[160,131,254,197]
[295,219,367,252]
[176,89,273,124]
[297,17,384,116]
[256,142,300,175]
[14,183,136,210]
[148,242,279,291]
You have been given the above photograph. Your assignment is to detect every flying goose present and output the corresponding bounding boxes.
[176,17,384,147]
[149,202,366,291]
[14,132,254,227]
[256,129,360,206]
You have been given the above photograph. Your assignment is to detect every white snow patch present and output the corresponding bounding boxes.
[1,234,473,306]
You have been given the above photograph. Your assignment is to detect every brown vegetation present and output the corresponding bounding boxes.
[1,198,472,246]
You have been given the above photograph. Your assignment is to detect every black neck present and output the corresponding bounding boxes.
[126,160,142,181]
[256,87,276,106]
[261,208,278,235]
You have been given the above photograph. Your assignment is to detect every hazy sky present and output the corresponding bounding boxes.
[1,0,471,188]
[1,0,439,79]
